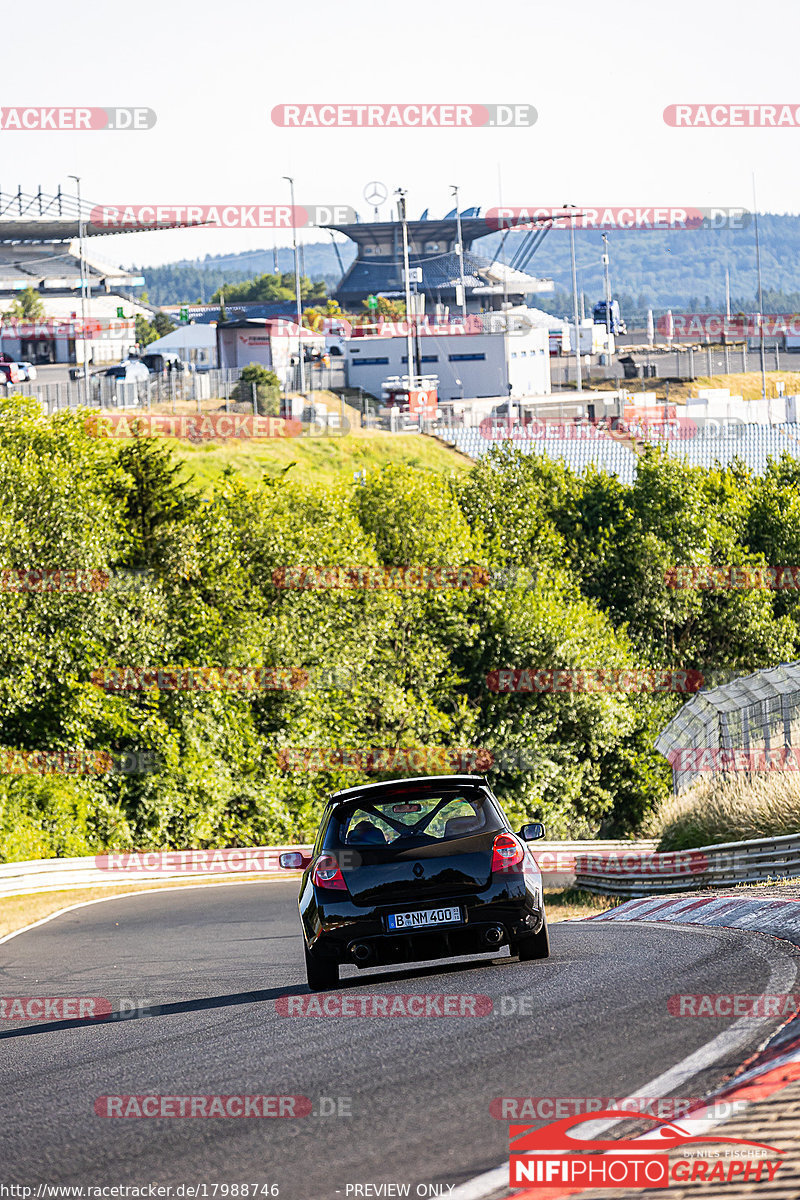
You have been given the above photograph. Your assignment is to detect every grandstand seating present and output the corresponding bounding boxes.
[438,422,800,483]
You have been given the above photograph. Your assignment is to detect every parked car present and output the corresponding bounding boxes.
[16,362,37,382]
[280,773,549,990]
[0,362,22,385]
[104,359,151,382]
[140,351,190,375]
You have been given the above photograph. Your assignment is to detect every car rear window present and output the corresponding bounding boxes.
[332,788,501,847]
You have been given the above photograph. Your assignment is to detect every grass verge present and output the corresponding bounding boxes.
[647,771,800,851]
[544,887,620,920]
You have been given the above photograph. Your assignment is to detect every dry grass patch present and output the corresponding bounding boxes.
[646,770,800,851]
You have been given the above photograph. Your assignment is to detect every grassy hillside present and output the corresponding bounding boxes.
[140,390,472,489]
[173,429,473,490]
[593,372,800,403]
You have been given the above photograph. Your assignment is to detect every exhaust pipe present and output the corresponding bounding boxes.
[351,943,372,963]
[484,925,505,946]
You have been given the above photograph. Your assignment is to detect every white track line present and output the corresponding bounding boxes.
[450,924,798,1200]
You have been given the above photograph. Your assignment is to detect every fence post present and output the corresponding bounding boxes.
[252,380,258,417]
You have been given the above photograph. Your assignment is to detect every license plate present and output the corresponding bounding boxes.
[387,906,463,930]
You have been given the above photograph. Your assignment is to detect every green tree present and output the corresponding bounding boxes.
[232,364,281,415]
[211,272,326,307]
[5,287,46,321]
[107,435,196,566]
[135,312,176,347]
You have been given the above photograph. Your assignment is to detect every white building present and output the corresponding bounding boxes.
[216,318,325,389]
[345,321,551,402]
[143,322,218,369]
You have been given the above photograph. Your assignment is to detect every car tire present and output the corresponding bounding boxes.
[513,915,550,961]
[304,943,339,991]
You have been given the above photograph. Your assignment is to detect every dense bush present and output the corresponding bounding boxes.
[2,395,800,860]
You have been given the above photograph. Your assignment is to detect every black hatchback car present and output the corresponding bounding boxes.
[280,774,549,990]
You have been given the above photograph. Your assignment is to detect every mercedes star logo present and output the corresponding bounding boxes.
[413,863,424,878]
[363,180,388,206]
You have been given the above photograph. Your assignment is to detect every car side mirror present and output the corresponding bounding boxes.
[519,822,545,841]
[279,851,310,869]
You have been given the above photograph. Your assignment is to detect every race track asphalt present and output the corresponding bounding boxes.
[0,882,795,1198]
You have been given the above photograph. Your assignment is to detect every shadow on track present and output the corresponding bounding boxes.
[0,953,510,1041]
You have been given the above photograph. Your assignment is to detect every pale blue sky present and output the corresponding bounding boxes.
[6,0,799,267]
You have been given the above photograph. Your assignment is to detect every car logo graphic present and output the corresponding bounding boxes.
[510,1111,782,1156]
[363,180,388,206]
[413,863,424,878]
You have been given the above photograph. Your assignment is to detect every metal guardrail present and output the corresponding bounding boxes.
[0,845,311,899]
[575,832,800,897]
[0,840,657,899]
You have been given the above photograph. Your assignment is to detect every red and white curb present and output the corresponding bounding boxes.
[589,893,800,939]
[452,892,800,1200]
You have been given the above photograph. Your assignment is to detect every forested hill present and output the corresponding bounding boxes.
[133,213,800,316]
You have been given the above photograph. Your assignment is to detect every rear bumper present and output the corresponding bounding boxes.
[302,877,544,967]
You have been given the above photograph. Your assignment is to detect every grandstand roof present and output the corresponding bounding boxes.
[0,187,200,243]
[322,216,512,248]
[0,243,143,293]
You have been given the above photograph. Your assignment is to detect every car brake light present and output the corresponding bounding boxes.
[491,833,524,873]
[312,853,347,891]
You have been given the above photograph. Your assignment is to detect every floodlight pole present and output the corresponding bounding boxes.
[396,188,415,392]
[568,205,582,393]
[284,175,306,394]
[752,174,768,416]
[451,184,467,319]
[68,174,90,402]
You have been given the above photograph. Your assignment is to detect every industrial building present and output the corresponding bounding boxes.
[216,318,325,388]
[344,314,551,403]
